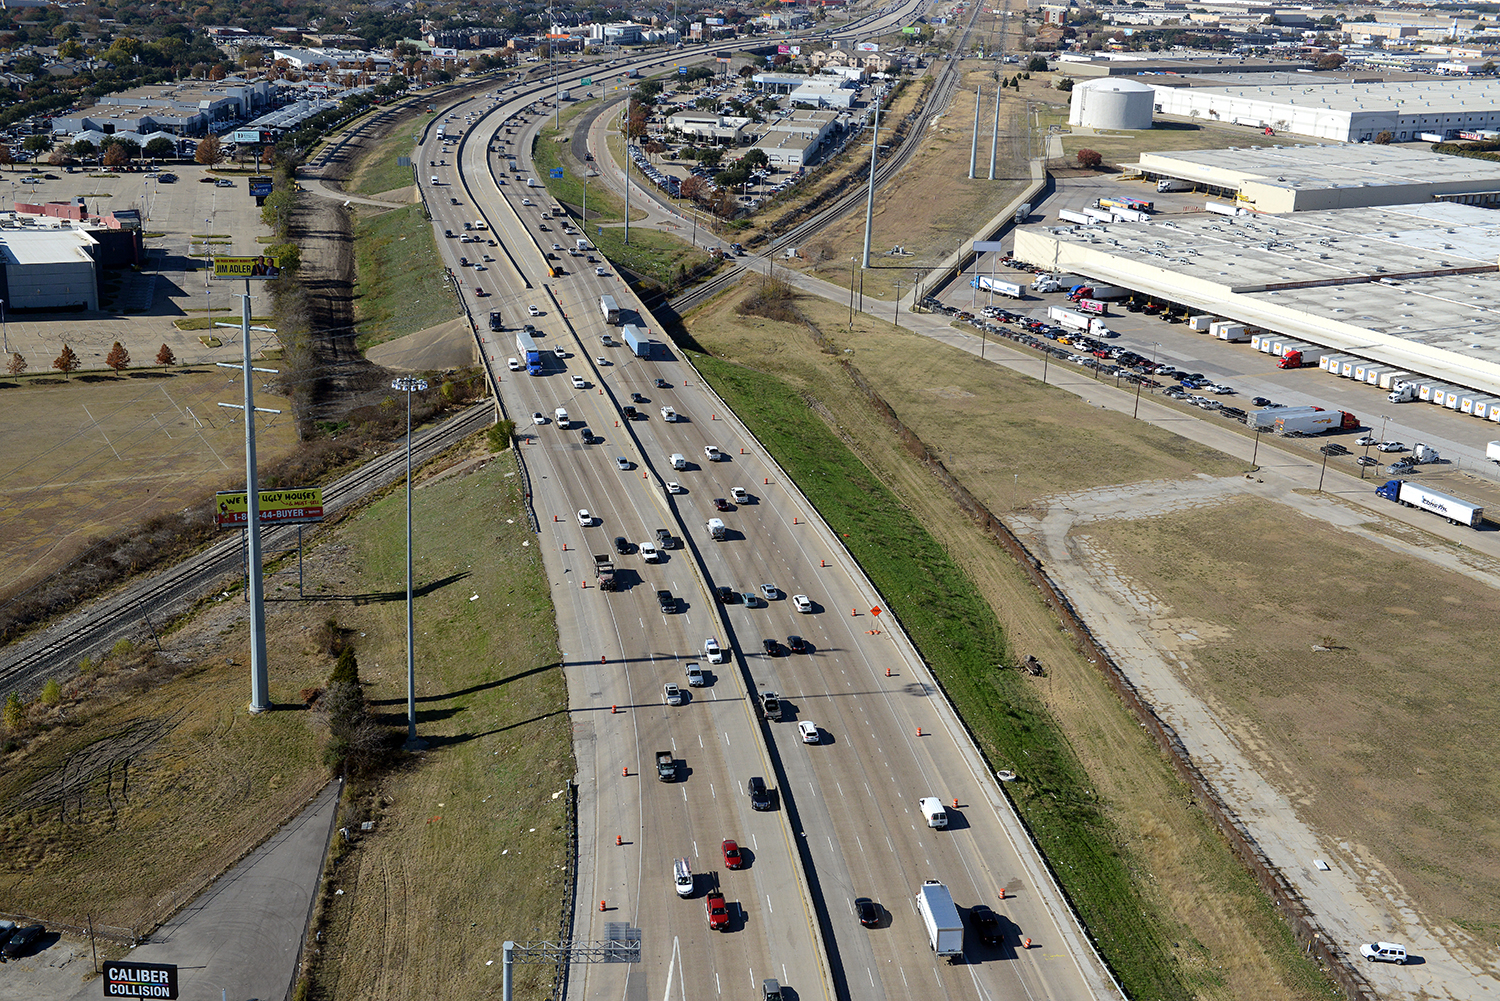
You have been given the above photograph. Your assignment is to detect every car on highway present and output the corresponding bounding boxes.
[969,904,1002,946]
[1356,435,1379,447]
[630,392,647,403]
[522,197,533,205]
[508,358,520,371]
[704,637,724,663]
[792,594,812,613]
[731,487,749,504]
[577,509,592,526]
[742,591,759,607]
[706,891,729,931]
[613,536,631,555]
[704,445,721,461]
[747,776,772,811]
[596,266,608,276]
[654,377,670,389]
[760,584,781,601]
[552,243,563,251]
[663,682,683,706]
[615,456,631,471]
[715,586,734,603]
[798,720,819,744]
[1377,441,1405,452]
[855,898,880,928]
[666,481,682,493]
[596,356,610,366]
[532,411,546,424]
[553,345,566,358]
[685,663,705,687]
[528,304,541,316]
[762,637,779,656]
[722,839,745,869]
[657,589,675,613]
[640,541,659,563]
[786,634,806,654]
[571,375,585,389]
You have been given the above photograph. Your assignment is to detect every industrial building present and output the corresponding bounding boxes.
[1147,77,1500,143]
[1011,200,1500,404]
[1068,78,1154,131]
[1137,145,1500,212]
[0,228,103,311]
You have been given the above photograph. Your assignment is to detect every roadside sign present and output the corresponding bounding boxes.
[870,607,881,617]
[215,488,324,528]
[212,255,281,279]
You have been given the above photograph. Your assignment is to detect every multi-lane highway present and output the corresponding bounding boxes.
[417,20,1118,1001]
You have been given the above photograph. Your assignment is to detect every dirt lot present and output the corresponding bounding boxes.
[686,277,1336,1000]
[0,368,296,603]
[1083,497,1500,956]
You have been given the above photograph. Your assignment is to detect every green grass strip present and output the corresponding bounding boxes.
[694,352,1192,999]
[352,202,462,349]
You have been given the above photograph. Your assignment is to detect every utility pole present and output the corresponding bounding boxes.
[861,84,882,269]
[968,85,980,179]
[988,85,1001,180]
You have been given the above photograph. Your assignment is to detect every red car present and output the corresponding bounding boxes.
[706,891,729,931]
[722,839,745,870]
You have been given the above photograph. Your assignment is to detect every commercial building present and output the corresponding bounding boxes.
[1147,77,1500,143]
[1011,201,1500,400]
[749,110,842,167]
[0,225,103,310]
[1137,145,1500,212]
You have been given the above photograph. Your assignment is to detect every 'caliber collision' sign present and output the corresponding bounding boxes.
[215,488,325,528]
[102,961,179,998]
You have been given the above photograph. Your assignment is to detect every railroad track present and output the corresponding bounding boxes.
[0,403,494,696]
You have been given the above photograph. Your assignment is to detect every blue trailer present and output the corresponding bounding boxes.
[621,323,652,358]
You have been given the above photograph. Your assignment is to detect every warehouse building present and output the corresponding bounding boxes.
[1011,201,1500,402]
[0,226,102,311]
[1136,145,1500,213]
[1147,77,1500,143]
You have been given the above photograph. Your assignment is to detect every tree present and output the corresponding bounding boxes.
[742,148,770,169]
[2,692,23,733]
[53,344,80,379]
[195,135,225,166]
[1076,148,1103,169]
[0,147,11,171]
[329,646,360,687]
[70,139,97,161]
[22,134,53,155]
[1057,77,1075,91]
[1026,55,1049,72]
[1315,53,1346,70]
[7,352,25,376]
[144,137,176,161]
[1374,130,1393,144]
[103,144,127,168]
[39,679,61,706]
[105,342,130,376]
[155,344,176,367]
[679,174,705,203]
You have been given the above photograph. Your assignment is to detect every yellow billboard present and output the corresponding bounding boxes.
[213,255,282,279]
[215,487,324,528]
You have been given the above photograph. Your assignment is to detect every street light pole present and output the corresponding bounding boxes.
[392,376,429,749]
[1133,341,1159,419]
[848,257,855,329]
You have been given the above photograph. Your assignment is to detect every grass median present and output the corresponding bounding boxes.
[353,202,463,349]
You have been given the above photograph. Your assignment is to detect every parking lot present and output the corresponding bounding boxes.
[2,163,278,372]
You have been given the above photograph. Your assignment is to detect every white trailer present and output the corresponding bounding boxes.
[1318,353,1351,373]
[1211,321,1249,342]
[1472,400,1500,419]
[1058,208,1095,225]
[915,881,964,959]
[1417,381,1449,403]
[1488,441,1500,463]
[971,275,1025,298]
[1111,208,1151,223]
[1378,370,1413,390]
[1157,178,1193,192]
[1083,207,1115,224]
[1204,201,1245,217]
[1375,480,1483,527]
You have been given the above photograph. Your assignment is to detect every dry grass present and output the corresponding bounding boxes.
[0,368,298,603]
[686,276,1337,1000]
[1087,497,1500,949]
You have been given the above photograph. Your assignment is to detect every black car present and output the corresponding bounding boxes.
[714,497,730,512]
[657,589,675,613]
[762,638,779,656]
[654,377,670,389]
[621,405,639,419]
[715,586,735,603]
[1251,396,1271,407]
[2,924,45,959]
[630,392,647,403]
[787,635,807,654]
[655,528,673,549]
[613,536,632,555]
[855,898,881,928]
[969,904,1001,946]
[747,776,773,811]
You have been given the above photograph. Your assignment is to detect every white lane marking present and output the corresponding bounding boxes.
[765,894,774,914]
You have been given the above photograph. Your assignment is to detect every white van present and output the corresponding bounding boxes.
[706,518,726,540]
[670,453,687,470]
[919,796,949,829]
[674,857,694,897]
[704,637,726,664]
[554,408,570,428]
[431,175,439,186]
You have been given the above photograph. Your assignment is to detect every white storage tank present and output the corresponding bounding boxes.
[1068,78,1154,131]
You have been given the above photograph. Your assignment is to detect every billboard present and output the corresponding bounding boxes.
[856,42,880,52]
[231,129,268,144]
[102,960,179,998]
[705,17,725,25]
[215,488,324,528]
[902,25,919,33]
[213,255,282,279]
[777,44,801,55]
[248,176,274,197]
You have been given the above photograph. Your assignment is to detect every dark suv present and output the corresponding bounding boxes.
[747,776,772,811]
[656,589,675,613]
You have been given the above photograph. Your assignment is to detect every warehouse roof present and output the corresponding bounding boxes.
[1138,144,1500,196]
[0,228,99,265]
[1148,75,1500,114]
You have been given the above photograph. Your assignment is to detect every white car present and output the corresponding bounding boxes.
[1356,435,1379,447]
[792,594,812,613]
[576,509,592,526]
[595,266,608,276]
[660,406,677,422]
[760,584,781,601]
[1210,384,1234,394]
[532,411,547,424]
[528,304,541,316]
[666,481,682,494]
[522,197,533,205]
[640,541,660,562]
[1377,441,1405,452]
[508,358,521,371]
[704,445,721,462]
[615,456,631,471]
[553,345,566,358]
[730,487,748,504]
[684,663,704,687]
[663,682,683,706]
[571,375,585,389]
[596,356,611,366]
[798,721,819,744]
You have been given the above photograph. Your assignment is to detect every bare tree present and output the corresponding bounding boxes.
[6,352,25,376]
[53,344,80,379]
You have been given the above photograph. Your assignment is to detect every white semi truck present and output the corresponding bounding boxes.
[1048,305,1110,336]
[916,880,964,960]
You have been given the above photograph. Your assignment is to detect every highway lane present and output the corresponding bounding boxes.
[417,30,1116,1001]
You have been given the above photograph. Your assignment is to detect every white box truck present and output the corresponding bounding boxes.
[599,294,620,324]
[916,881,964,959]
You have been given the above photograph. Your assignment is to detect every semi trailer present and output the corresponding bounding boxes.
[1375,480,1483,527]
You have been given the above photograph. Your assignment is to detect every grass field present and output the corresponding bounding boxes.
[303,445,569,1001]
[685,277,1338,1001]
[352,203,464,350]
[0,368,298,604]
[1087,497,1500,949]
[350,110,437,198]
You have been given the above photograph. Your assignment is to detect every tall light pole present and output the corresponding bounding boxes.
[861,83,882,269]
[392,376,429,749]
[848,257,856,329]
[1133,342,1159,419]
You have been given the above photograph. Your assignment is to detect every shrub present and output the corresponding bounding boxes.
[1076,148,1104,169]
[3,693,25,733]
[329,646,360,687]
[39,679,61,706]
